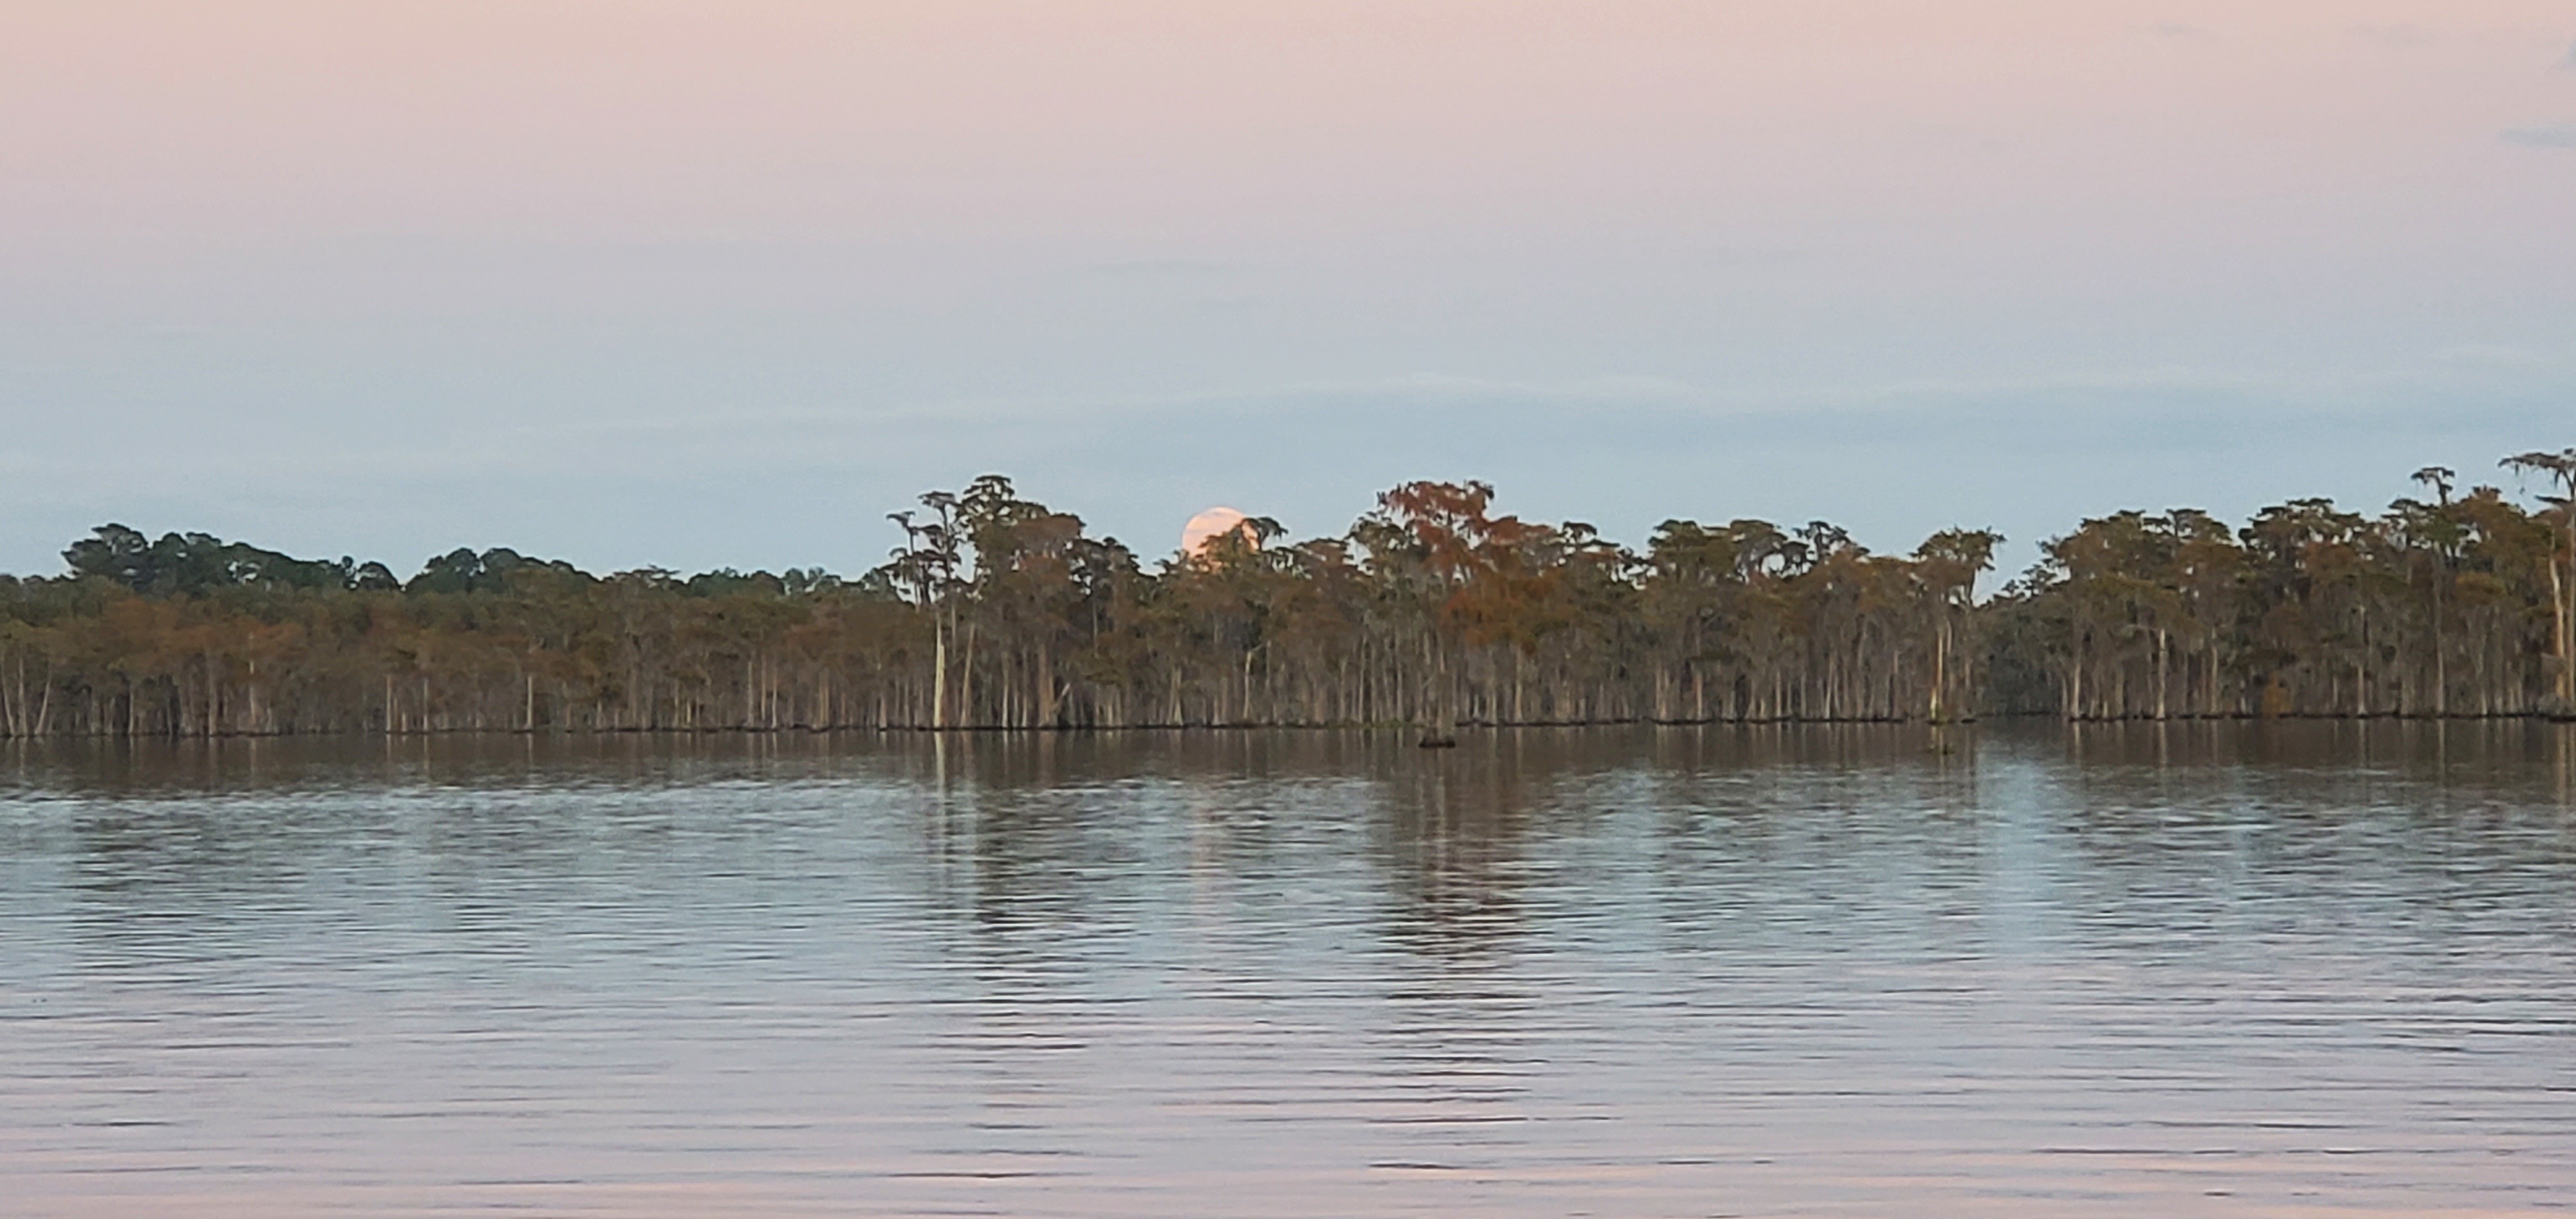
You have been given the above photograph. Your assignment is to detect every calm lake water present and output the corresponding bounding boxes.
[4,724,2573,1218]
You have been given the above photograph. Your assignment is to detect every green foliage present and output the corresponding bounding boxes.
[65,525,358,594]
[4,450,2571,737]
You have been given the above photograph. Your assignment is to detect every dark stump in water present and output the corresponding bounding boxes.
[1417,733,1459,749]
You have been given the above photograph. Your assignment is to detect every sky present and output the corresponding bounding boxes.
[4,1,2572,583]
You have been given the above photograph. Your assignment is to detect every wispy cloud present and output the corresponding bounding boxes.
[475,372,1703,445]
[1078,257,1257,281]
[2502,124,2576,149]
[2436,343,2549,367]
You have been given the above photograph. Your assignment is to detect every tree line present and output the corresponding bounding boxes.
[3,449,2572,739]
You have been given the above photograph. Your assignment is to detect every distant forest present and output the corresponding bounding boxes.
[4,448,2573,738]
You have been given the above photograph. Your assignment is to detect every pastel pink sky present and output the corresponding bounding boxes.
[3,2,2571,574]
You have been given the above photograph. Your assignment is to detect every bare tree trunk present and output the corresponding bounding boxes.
[2154,629,2170,721]
[931,619,948,730]
[2554,559,2572,708]
[2432,578,2448,716]
[960,622,978,728]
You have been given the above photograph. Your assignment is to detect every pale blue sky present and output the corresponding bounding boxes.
[3,2,2571,581]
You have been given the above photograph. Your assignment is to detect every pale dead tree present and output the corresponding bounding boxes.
[2501,448,2576,710]
[2407,467,2460,714]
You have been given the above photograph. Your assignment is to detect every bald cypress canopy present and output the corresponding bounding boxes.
[4,453,2573,738]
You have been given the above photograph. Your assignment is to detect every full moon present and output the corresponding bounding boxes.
[1181,507,1250,556]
